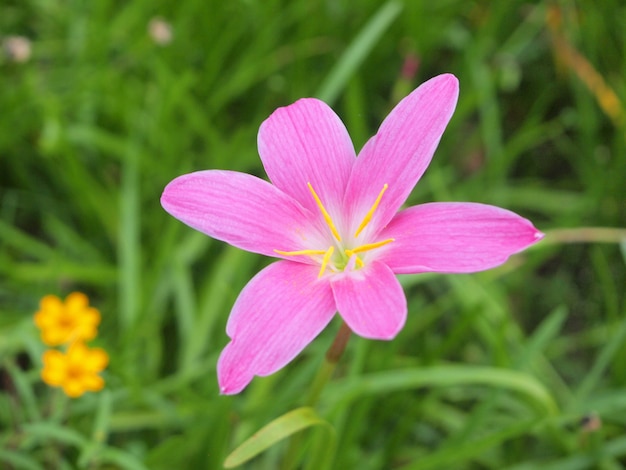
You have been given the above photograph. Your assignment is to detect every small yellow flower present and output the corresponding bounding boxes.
[41,342,109,398]
[34,293,101,346]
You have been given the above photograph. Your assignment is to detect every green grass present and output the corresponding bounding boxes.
[1,0,625,468]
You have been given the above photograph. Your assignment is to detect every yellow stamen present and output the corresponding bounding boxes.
[349,238,395,254]
[274,249,327,256]
[354,184,388,237]
[307,182,342,242]
[318,246,334,278]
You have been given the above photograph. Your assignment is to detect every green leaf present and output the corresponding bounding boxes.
[400,418,541,470]
[22,422,89,448]
[315,0,403,104]
[324,365,558,416]
[223,407,332,468]
[515,305,568,370]
[0,449,45,470]
[97,447,150,470]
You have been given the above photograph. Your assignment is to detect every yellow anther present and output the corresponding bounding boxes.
[274,249,327,256]
[349,238,394,254]
[354,184,388,237]
[307,182,342,242]
[318,246,334,278]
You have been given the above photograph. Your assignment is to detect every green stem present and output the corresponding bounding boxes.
[542,227,626,244]
[305,321,352,406]
[281,321,352,470]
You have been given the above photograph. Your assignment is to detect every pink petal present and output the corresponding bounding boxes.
[161,170,318,258]
[379,202,544,274]
[218,261,336,394]
[330,261,407,340]
[257,98,355,216]
[343,74,459,236]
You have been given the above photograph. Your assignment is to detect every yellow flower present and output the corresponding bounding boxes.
[41,342,109,398]
[34,293,101,346]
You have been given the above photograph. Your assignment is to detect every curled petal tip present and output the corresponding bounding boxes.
[217,358,252,395]
[217,375,248,395]
[438,72,459,83]
[428,73,459,95]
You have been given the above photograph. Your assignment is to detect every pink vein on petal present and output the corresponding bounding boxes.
[258,98,356,215]
[378,202,544,274]
[161,170,317,258]
[344,74,459,236]
[331,261,407,340]
[218,261,336,394]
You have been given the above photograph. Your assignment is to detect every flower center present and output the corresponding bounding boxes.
[67,363,84,381]
[275,182,394,278]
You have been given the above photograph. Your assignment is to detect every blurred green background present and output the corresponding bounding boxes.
[1,0,625,468]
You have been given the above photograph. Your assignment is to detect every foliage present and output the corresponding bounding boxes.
[1,0,624,468]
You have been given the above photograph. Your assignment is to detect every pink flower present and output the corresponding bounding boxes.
[161,74,543,394]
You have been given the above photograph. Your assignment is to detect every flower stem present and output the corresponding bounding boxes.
[282,320,352,470]
[542,227,626,244]
[305,320,352,406]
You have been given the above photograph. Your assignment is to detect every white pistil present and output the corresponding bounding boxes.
[275,183,395,277]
